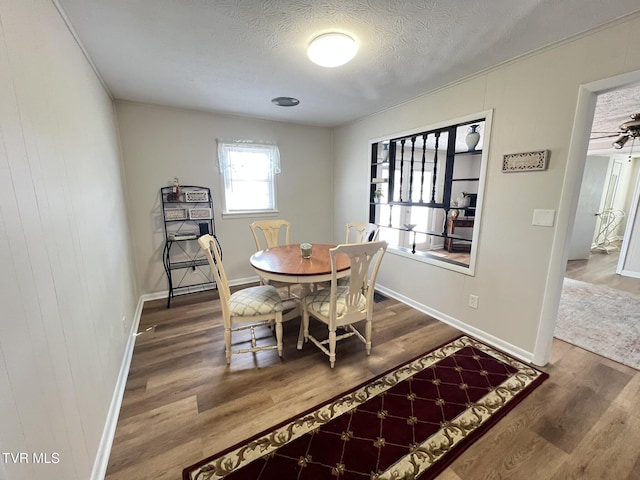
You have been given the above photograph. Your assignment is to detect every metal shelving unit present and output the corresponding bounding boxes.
[160,185,219,307]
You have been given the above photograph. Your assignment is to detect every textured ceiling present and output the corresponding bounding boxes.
[56,0,640,128]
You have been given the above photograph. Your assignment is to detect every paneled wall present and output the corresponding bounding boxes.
[0,1,137,479]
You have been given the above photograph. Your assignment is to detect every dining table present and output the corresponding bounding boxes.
[249,243,350,284]
[249,243,351,349]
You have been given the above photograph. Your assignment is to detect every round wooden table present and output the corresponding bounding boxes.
[250,243,350,284]
[250,244,350,350]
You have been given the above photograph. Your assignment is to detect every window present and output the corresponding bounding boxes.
[369,111,492,275]
[217,141,280,215]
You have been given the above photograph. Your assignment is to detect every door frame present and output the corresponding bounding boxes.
[533,69,640,366]
[617,165,640,277]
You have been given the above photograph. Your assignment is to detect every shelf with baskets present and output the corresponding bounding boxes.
[160,185,219,307]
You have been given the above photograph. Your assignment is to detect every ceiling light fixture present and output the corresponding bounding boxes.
[612,113,640,149]
[307,33,358,68]
[271,96,300,107]
[613,134,629,149]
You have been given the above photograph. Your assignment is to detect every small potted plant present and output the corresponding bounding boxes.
[374,189,384,203]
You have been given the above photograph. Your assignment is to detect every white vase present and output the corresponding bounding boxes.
[379,143,389,162]
[457,195,470,208]
[465,124,480,151]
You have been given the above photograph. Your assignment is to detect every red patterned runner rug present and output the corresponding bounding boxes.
[183,335,548,480]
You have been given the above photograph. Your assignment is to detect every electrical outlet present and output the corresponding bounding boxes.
[468,294,479,309]
[122,316,127,331]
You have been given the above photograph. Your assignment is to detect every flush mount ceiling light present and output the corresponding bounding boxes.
[307,32,358,68]
[271,96,300,107]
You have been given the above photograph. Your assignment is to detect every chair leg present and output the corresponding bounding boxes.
[224,327,232,365]
[296,315,305,350]
[275,313,283,358]
[365,318,372,355]
[299,306,309,350]
[329,329,336,368]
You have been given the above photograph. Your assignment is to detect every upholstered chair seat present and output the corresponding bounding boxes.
[228,286,284,316]
[302,287,366,318]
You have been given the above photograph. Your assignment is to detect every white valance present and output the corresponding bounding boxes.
[216,139,281,174]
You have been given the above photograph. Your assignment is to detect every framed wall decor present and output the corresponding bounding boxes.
[164,208,187,221]
[502,150,549,173]
[184,190,209,202]
[189,207,212,220]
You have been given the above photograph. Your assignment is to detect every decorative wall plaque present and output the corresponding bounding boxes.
[502,150,549,173]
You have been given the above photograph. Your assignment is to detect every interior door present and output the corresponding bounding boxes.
[567,155,610,260]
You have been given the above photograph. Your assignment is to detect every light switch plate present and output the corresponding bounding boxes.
[532,209,555,227]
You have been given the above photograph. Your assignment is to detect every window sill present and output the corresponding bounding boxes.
[387,246,474,276]
[221,209,280,220]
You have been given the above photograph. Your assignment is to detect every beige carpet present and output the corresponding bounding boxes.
[555,278,640,370]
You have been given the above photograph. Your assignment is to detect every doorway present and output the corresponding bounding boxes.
[549,77,640,367]
[533,70,640,367]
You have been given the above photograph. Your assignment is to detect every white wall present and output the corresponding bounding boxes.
[116,102,333,294]
[0,1,137,479]
[333,14,640,364]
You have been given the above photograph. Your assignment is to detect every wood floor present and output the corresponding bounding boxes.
[105,278,640,480]
[565,244,640,295]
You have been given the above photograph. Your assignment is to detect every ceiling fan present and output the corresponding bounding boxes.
[591,113,640,149]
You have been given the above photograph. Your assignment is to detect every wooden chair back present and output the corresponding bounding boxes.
[250,219,291,250]
[198,234,230,318]
[345,222,380,244]
[328,241,387,325]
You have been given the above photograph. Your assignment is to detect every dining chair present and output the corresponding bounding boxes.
[330,222,381,288]
[250,219,295,297]
[250,219,291,250]
[345,221,380,243]
[198,234,285,364]
[300,240,387,368]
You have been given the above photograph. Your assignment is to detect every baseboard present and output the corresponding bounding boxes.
[90,296,144,480]
[618,269,640,279]
[375,284,535,364]
[139,276,259,305]
[142,290,169,302]
[89,277,260,479]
